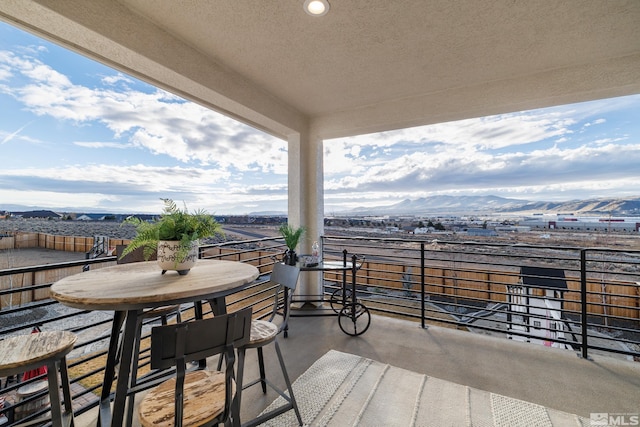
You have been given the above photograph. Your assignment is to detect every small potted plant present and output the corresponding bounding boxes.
[279,223,305,266]
[120,198,223,275]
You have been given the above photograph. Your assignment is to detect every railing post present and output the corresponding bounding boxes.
[342,249,348,291]
[421,242,426,329]
[580,249,588,359]
[83,250,90,271]
[351,253,358,303]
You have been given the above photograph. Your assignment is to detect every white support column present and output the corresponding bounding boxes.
[288,131,324,302]
[287,133,303,229]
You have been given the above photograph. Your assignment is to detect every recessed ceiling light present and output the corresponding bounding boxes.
[304,0,330,17]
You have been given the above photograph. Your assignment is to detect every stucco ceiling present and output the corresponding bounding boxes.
[1,0,639,140]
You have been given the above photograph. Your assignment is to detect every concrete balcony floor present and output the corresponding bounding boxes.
[76,313,640,426]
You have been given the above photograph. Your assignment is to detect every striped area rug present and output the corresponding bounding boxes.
[259,350,589,427]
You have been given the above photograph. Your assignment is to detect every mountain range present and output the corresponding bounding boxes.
[4,195,640,217]
[340,195,640,217]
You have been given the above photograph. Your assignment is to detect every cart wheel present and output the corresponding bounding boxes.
[329,288,354,313]
[338,303,371,336]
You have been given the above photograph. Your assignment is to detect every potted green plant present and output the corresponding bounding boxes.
[279,223,305,266]
[120,198,223,275]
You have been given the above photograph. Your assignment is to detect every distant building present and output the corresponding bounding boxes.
[413,227,432,234]
[74,213,116,221]
[13,210,62,220]
[466,228,497,237]
[520,215,640,232]
[494,226,531,232]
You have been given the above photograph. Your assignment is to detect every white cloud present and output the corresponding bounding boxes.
[0,50,287,173]
[330,109,576,152]
[0,188,115,209]
[1,163,229,189]
[73,141,131,149]
[324,97,640,206]
[101,73,134,86]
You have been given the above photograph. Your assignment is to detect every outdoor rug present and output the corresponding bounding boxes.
[259,349,590,427]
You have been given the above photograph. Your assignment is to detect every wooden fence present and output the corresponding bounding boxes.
[0,231,129,253]
[0,232,126,308]
[0,262,118,308]
[352,261,640,320]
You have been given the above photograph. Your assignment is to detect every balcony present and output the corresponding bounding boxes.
[1,234,640,426]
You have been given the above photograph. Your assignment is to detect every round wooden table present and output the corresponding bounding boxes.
[51,259,259,427]
[51,259,260,311]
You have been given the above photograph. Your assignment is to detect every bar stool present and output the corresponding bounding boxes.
[0,330,77,427]
[236,263,303,427]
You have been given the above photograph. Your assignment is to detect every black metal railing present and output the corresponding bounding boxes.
[1,234,639,424]
[320,235,640,361]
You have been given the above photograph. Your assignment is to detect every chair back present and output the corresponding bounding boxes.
[271,262,300,291]
[150,307,251,370]
[148,307,252,427]
[267,263,300,332]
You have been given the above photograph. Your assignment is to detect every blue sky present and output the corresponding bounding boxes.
[1,22,639,215]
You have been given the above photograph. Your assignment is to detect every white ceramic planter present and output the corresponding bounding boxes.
[157,240,198,275]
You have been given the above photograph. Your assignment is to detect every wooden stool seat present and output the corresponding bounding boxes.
[0,331,76,375]
[247,320,278,346]
[138,370,232,427]
[143,304,181,318]
[0,331,77,427]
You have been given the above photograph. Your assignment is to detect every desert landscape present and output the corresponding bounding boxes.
[2,216,640,270]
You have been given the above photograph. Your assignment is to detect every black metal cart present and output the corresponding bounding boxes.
[296,250,370,336]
